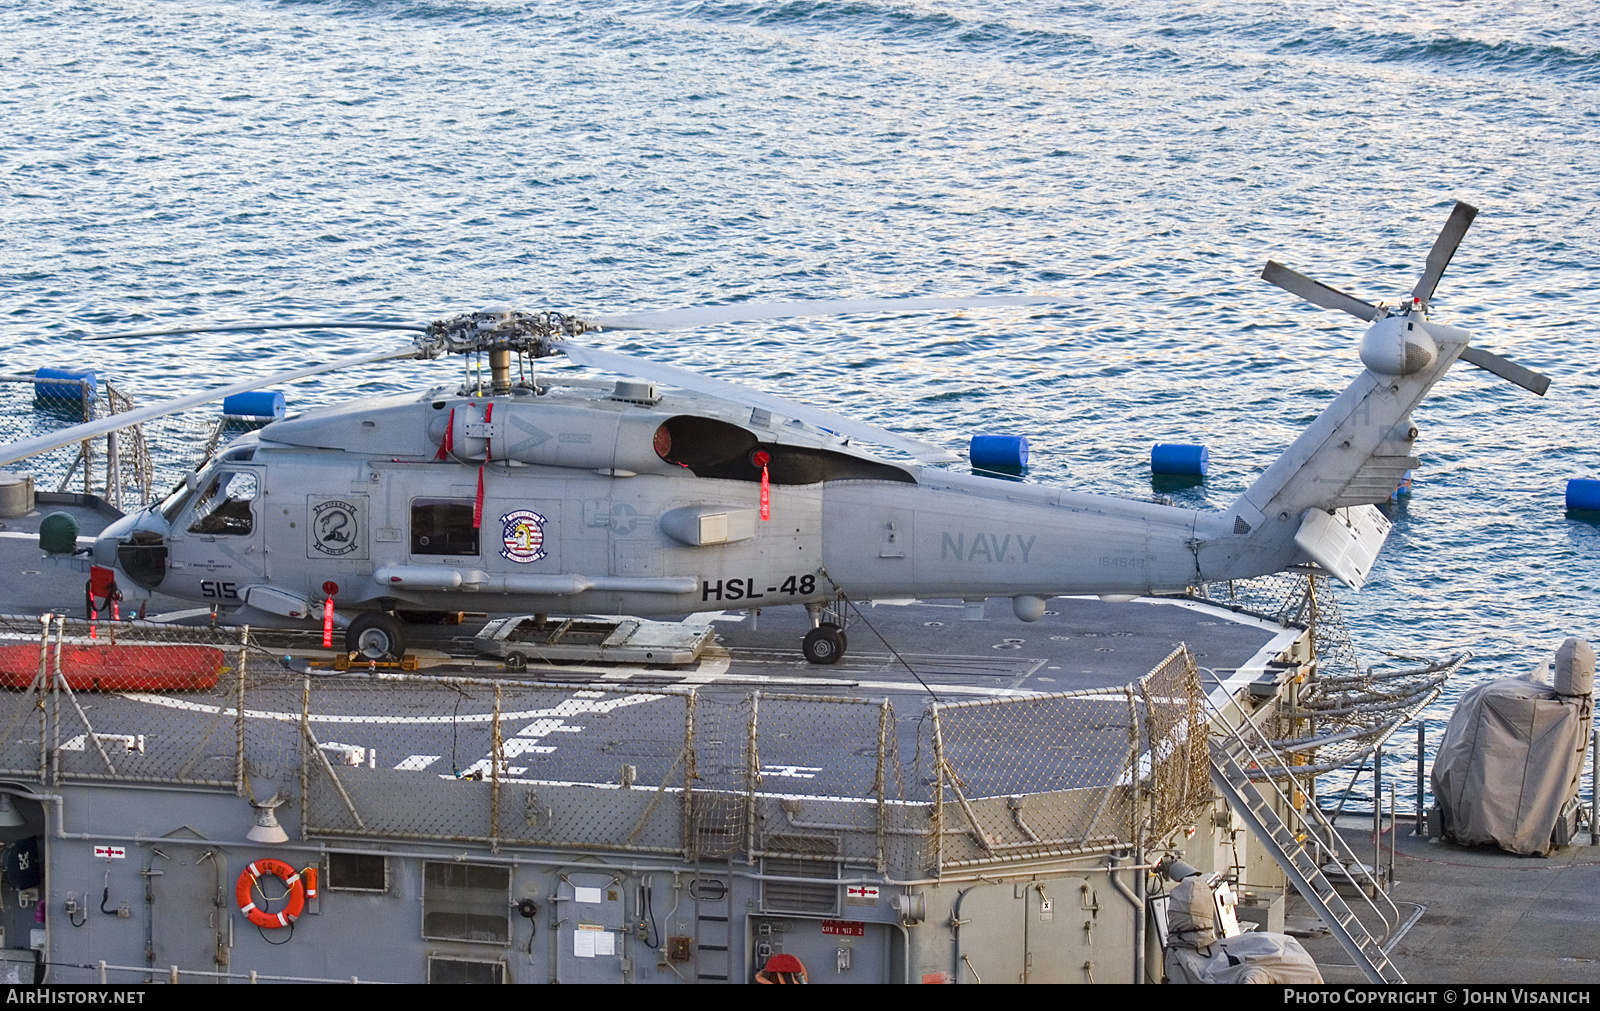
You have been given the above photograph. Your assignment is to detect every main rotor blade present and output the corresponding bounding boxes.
[1260,261,1386,322]
[1411,201,1479,310]
[89,320,429,340]
[582,294,1074,332]
[0,343,421,468]
[1457,344,1550,396]
[555,340,960,464]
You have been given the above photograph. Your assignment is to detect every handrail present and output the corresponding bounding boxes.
[1204,688,1401,936]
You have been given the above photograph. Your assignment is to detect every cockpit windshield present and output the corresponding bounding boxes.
[158,480,192,524]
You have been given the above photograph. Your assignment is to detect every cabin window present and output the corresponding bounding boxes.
[421,862,511,944]
[428,958,505,984]
[411,499,479,556]
[326,852,388,892]
[186,470,258,536]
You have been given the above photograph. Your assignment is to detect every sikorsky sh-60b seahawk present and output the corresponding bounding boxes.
[0,202,1548,664]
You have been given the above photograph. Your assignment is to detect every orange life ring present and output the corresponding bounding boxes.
[236,859,306,928]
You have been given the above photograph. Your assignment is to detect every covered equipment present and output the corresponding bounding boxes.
[1161,874,1323,984]
[1431,638,1595,855]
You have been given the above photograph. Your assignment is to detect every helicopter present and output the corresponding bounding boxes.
[0,201,1549,665]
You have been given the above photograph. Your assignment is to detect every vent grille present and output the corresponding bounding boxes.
[761,837,840,914]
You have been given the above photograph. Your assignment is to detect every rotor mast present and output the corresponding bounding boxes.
[488,348,514,395]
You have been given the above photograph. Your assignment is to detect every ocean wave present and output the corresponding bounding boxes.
[1273,28,1600,84]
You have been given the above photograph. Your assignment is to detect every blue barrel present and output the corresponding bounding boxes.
[1152,443,1208,477]
[222,391,287,419]
[33,367,96,405]
[1566,479,1600,512]
[971,434,1029,470]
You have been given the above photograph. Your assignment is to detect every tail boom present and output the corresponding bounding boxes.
[1203,320,1470,586]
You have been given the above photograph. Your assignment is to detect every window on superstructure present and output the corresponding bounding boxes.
[326,852,388,892]
[428,958,505,984]
[421,862,510,944]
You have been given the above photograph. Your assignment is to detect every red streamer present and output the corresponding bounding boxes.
[435,408,456,461]
[322,597,334,649]
[473,465,485,530]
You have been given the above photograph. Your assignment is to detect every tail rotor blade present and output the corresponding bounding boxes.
[1260,261,1386,322]
[1457,344,1550,396]
[1411,201,1479,310]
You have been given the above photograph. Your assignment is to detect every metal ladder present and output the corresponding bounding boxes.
[1207,701,1405,983]
[690,858,735,983]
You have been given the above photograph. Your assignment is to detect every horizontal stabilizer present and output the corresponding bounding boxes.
[1294,506,1393,590]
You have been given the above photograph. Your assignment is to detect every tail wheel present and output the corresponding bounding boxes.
[347,612,405,661]
[504,651,527,670]
[802,625,845,665]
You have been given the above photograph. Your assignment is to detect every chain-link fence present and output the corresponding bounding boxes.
[1184,571,1461,776]
[1185,569,1360,682]
[0,613,246,788]
[0,374,161,511]
[926,645,1208,873]
[0,615,1218,876]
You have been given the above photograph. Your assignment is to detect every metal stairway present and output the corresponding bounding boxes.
[1208,712,1405,983]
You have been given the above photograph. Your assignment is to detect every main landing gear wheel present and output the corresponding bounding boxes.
[819,621,846,654]
[802,624,846,665]
[347,612,405,661]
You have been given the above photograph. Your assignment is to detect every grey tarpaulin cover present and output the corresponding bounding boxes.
[1431,638,1595,856]
[1162,876,1323,984]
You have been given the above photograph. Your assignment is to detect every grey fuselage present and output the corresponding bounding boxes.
[95,379,1255,623]
[99,312,1478,625]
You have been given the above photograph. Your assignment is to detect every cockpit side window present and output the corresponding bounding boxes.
[187,470,258,536]
[411,499,480,556]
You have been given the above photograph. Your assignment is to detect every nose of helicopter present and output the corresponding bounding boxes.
[95,509,171,590]
[92,517,128,569]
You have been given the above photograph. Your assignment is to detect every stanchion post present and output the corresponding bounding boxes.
[1415,722,1427,838]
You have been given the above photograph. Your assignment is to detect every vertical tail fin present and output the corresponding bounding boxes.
[1214,319,1471,587]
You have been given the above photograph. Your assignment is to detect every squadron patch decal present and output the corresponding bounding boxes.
[310,499,361,557]
[499,509,549,564]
